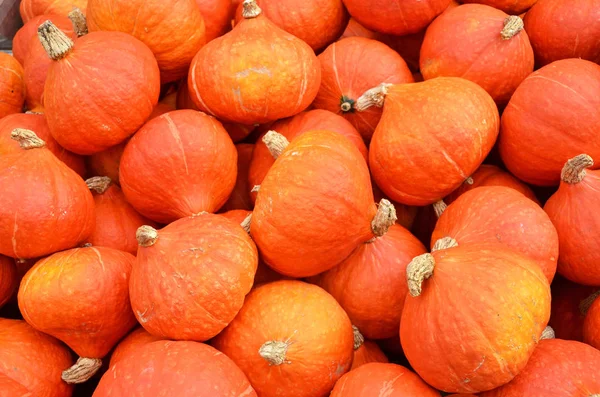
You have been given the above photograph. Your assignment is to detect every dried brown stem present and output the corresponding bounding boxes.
[262,130,289,159]
[540,326,555,340]
[241,214,252,234]
[10,128,45,149]
[61,357,102,384]
[68,7,88,37]
[431,237,458,252]
[580,290,600,316]
[406,253,435,297]
[259,340,290,366]
[371,199,397,237]
[38,20,74,60]
[501,15,524,40]
[561,154,594,184]
[242,0,262,18]
[352,325,364,350]
[433,200,447,218]
[355,83,391,111]
[85,176,111,194]
[136,226,158,247]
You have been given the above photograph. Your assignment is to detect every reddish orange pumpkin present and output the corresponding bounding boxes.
[86,141,126,185]
[120,110,237,224]
[108,328,161,368]
[20,0,87,22]
[313,37,413,141]
[341,17,384,41]
[213,280,354,397]
[40,22,160,154]
[188,0,320,125]
[549,277,598,342]
[0,53,25,118]
[148,102,176,120]
[583,291,600,350]
[350,326,388,370]
[461,0,536,14]
[12,14,73,65]
[221,144,254,212]
[500,59,600,186]
[0,373,32,396]
[0,255,18,309]
[196,0,234,42]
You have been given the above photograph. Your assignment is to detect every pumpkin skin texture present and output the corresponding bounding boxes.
[313,37,414,141]
[86,141,126,185]
[0,53,25,118]
[195,0,233,42]
[87,0,206,83]
[20,0,87,22]
[41,26,161,155]
[330,363,440,397]
[420,4,534,106]
[549,277,598,342]
[524,0,600,66]
[0,130,95,259]
[12,14,73,66]
[401,243,551,394]
[350,327,389,370]
[108,328,161,368]
[221,143,254,212]
[0,255,18,309]
[0,373,32,397]
[188,1,321,125]
[212,280,354,397]
[131,213,258,341]
[0,319,73,397]
[120,110,237,224]
[583,293,600,350]
[311,224,426,340]
[94,341,256,397]
[461,0,536,14]
[499,59,600,186]
[369,78,499,206]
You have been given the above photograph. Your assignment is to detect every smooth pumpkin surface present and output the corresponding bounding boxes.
[221,143,254,212]
[212,280,354,397]
[0,373,32,397]
[86,141,126,186]
[12,14,73,66]
[0,53,25,118]
[461,0,536,14]
[549,277,598,342]
[0,255,18,309]
[196,0,233,42]
[120,110,237,224]
[350,327,388,370]
[108,328,161,368]
[20,0,87,22]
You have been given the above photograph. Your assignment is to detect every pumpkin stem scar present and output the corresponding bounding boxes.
[259,340,292,365]
[37,20,74,61]
[561,154,594,184]
[501,15,524,40]
[340,96,355,113]
[242,0,262,19]
[262,130,290,159]
[352,325,364,350]
[85,176,112,194]
[406,253,435,297]
[371,199,397,237]
[136,225,159,247]
[10,128,46,149]
[61,357,102,384]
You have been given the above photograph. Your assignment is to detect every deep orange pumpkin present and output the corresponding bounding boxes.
[20,0,87,22]
[0,373,31,396]
[500,59,600,186]
[188,0,321,125]
[368,78,499,206]
[120,110,237,224]
[40,22,160,155]
[0,53,25,118]
[341,17,385,41]
[148,102,176,120]
[86,141,126,185]
[313,37,413,141]
[350,326,388,371]
[549,277,598,342]
[461,0,536,14]
[196,0,234,42]
[108,327,161,368]
[401,243,551,393]
[221,144,254,212]
[583,291,600,350]
[0,255,18,309]
[12,14,73,65]
[212,280,354,397]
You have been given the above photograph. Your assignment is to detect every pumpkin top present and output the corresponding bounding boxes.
[259,340,291,366]
[352,325,365,350]
[540,326,555,340]
[85,176,112,194]
[38,20,74,61]
[406,253,435,297]
[242,0,262,19]
[433,200,447,218]
[561,154,594,184]
[68,8,88,37]
[136,225,159,247]
[10,128,45,149]
[62,357,103,384]
[371,199,397,237]
[501,15,524,40]
[240,213,252,234]
[355,83,391,111]
[431,237,458,252]
[580,290,600,316]
[263,130,290,159]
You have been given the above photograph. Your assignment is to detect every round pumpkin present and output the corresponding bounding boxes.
[20,0,87,22]
[196,0,234,42]
[108,328,161,368]
[549,277,598,342]
[0,129,95,259]
[221,143,254,212]
[313,37,414,141]
[420,4,534,106]
[0,318,73,397]
[583,291,600,350]
[367,77,499,206]
[39,21,160,155]
[401,243,551,393]
[0,255,17,309]
[350,326,389,371]
[18,246,137,384]
[12,14,73,65]
[94,341,256,397]
[120,110,237,224]
[212,280,354,397]
[188,0,320,125]
[0,53,25,118]
[461,0,536,14]
[86,141,126,185]
[500,59,600,186]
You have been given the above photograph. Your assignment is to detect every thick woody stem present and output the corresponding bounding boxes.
[251,185,261,193]
[352,325,365,350]
[241,214,252,234]
[259,340,290,365]
[68,7,88,37]
[433,200,447,218]
[371,199,397,237]
[406,253,435,297]
[431,237,458,252]
[561,154,594,184]
[262,131,290,159]
[38,20,74,60]
[10,128,45,149]
[580,290,600,316]
[501,15,524,40]
[540,326,555,340]
[355,83,391,112]
[465,177,474,185]
[242,0,262,18]
[61,357,102,384]
[136,226,158,247]
[85,176,111,194]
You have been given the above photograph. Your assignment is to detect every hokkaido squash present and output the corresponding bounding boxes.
[221,144,254,212]
[86,141,126,185]
[401,243,551,393]
[87,0,206,83]
[311,224,426,339]
[20,0,87,22]
[313,37,413,141]
[420,4,534,106]
[18,246,137,384]
[549,277,598,342]
[195,0,234,42]
[120,110,237,224]
[0,53,25,118]
[461,0,536,14]
[0,129,94,259]
[0,373,31,397]
[251,130,397,277]
[350,326,389,370]
[39,21,160,155]
[500,59,600,186]
[366,78,499,206]
[0,319,73,397]
[108,328,161,368]
[0,255,17,309]
[212,280,354,397]
[188,0,320,125]
[331,363,440,397]
[12,14,73,66]
[94,341,256,396]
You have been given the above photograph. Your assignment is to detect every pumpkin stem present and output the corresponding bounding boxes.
[85,176,112,194]
[431,237,458,252]
[433,200,447,218]
[10,128,46,149]
[242,0,262,18]
[251,185,261,193]
[501,15,524,40]
[259,340,290,366]
[68,7,88,37]
[352,325,365,350]
[61,357,102,384]
[355,83,391,112]
[465,176,474,185]
[561,154,594,184]
[580,290,600,316]
[81,243,93,247]
[371,199,397,237]
[241,213,252,234]
[38,20,74,60]
[540,326,555,340]
[406,253,435,297]
[136,225,158,247]
[262,130,290,159]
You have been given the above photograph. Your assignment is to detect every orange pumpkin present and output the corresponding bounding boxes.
[221,144,254,212]
[0,255,18,309]
[108,327,161,368]
[39,21,160,154]
[461,0,535,14]
[12,14,72,65]
[350,326,388,371]
[549,277,598,342]
[0,373,31,396]
[196,0,234,42]
[341,17,386,41]
[120,110,237,224]
[86,141,126,185]
[212,280,354,397]
[20,0,87,22]
[0,53,25,118]
[313,37,413,141]
[188,0,320,125]
[583,291,600,350]
[18,246,137,384]
[148,102,176,120]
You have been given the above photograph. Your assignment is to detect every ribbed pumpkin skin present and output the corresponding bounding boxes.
[87,0,206,83]
[44,31,160,155]
[120,110,237,224]
[86,141,126,185]
[108,328,161,368]
[212,281,354,397]
[351,341,389,370]
[369,78,499,206]
[500,59,600,186]
[0,319,73,397]
[195,0,233,42]
[420,4,534,106]
[0,373,32,397]
[221,144,254,212]
[0,53,25,118]
[549,277,598,341]
[331,363,440,397]
[311,225,426,340]
[12,14,73,66]
[524,0,600,66]
[461,0,536,14]
[19,0,87,22]
[401,244,551,393]
[188,10,321,125]
[584,296,600,350]
[94,341,256,397]
[313,37,414,141]
[480,339,600,396]
[433,187,559,282]
[0,255,17,309]
[18,247,137,359]
[251,130,376,278]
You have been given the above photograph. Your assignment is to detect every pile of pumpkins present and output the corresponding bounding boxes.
[1,0,600,395]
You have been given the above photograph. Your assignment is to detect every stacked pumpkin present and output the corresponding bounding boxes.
[1,0,600,395]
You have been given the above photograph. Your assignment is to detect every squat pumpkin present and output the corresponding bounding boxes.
[0,53,25,118]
